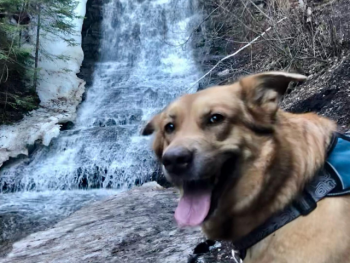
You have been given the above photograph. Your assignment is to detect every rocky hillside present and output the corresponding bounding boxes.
[193,0,350,131]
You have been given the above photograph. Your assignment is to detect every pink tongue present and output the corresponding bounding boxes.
[175,189,212,227]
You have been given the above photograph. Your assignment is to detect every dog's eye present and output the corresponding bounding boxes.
[208,114,225,125]
[164,123,175,134]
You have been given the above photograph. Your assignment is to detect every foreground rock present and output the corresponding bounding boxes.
[0,183,209,263]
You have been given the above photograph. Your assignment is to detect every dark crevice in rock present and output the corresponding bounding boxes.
[59,121,75,131]
[77,0,103,89]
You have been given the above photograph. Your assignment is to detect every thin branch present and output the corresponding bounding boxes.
[190,16,287,88]
[294,56,328,63]
[1,3,22,111]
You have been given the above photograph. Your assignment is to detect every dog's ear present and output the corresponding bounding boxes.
[239,71,307,130]
[141,114,160,136]
[240,71,307,103]
[240,71,307,111]
[141,114,164,159]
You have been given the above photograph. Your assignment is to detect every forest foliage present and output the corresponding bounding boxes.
[0,0,80,125]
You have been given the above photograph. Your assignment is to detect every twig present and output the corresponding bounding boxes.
[189,16,287,89]
[1,5,22,111]
[294,56,328,63]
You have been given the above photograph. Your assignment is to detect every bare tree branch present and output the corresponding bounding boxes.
[190,17,287,89]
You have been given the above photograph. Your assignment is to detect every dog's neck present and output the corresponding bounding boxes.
[202,111,336,241]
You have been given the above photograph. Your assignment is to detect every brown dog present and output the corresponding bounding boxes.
[142,71,350,263]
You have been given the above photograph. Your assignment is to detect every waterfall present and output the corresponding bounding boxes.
[1,0,202,192]
[0,0,202,243]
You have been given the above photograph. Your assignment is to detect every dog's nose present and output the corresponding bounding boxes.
[162,147,193,174]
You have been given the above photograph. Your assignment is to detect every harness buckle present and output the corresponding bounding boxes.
[293,191,317,216]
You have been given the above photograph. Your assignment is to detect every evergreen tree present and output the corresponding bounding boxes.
[0,0,81,124]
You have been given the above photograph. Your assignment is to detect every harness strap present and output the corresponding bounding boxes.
[233,168,337,258]
[233,132,341,259]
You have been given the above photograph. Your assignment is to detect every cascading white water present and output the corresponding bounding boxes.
[0,0,202,244]
[1,0,201,191]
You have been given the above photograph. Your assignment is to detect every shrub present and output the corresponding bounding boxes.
[195,0,345,85]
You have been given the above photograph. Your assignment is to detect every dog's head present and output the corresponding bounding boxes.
[142,71,307,227]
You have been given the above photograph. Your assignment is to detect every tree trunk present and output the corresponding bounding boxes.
[18,1,27,47]
[33,3,41,92]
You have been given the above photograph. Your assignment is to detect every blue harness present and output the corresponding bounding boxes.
[234,132,350,259]
[327,133,350,196]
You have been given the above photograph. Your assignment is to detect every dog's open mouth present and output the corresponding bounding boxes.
[174,156,237,227]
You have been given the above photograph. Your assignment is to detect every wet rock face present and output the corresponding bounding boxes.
[77,0,103,88]
[0,183,205,263]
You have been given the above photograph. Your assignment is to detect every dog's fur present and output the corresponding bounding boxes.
[142,72,350,263]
